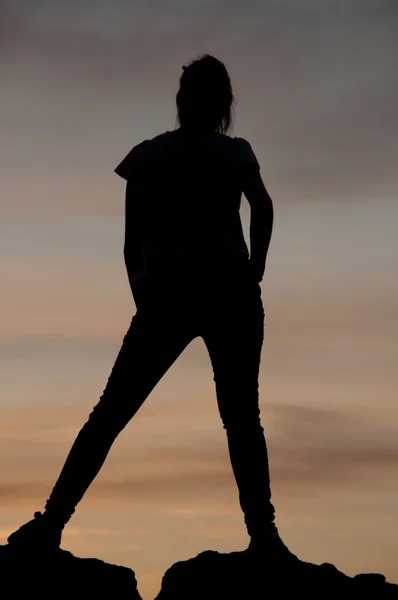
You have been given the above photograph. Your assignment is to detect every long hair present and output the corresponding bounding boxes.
[175,54,235,135]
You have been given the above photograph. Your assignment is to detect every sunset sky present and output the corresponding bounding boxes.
[1,1,398,598]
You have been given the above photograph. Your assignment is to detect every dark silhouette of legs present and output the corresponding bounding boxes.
[202,281,275,537]
[44,288,196,525]
[8,275,277,549]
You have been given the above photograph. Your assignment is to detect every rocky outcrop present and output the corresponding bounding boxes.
[0,544,142,599]
[1,542,396,599]
[155,548,397,599]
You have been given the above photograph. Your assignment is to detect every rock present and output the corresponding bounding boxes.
[154,548,398,599]
[0,544,142,600]
[2,541,396,599]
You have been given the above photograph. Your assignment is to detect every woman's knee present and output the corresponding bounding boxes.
[87,398,131,435]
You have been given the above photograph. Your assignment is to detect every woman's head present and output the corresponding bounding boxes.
[175,54,235,135]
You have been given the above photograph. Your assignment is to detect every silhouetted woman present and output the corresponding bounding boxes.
[8,54,297,563]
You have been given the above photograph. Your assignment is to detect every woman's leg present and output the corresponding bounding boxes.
[202,281,276,540]
[8,291,196,545]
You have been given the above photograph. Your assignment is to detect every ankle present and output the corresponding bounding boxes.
[42,510,67,529]
[250,522,278,538]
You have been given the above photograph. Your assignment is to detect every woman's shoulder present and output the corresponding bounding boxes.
[216,133,255,156]
[114,139,150,180]
[232,135,252,148]
[231,136,259,168]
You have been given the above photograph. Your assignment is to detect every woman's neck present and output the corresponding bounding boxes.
[178,124,216,136]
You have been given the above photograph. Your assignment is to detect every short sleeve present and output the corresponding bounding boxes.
[234,137,260,171]
[114,140,149,181]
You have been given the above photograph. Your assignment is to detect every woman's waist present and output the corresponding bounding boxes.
[141,257,251,282]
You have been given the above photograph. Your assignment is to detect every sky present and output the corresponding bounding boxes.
[1,1,398,598]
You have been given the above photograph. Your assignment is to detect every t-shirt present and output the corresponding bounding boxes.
[114,128,260,291]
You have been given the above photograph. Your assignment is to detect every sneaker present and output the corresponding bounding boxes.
[247,523,300,564]
[7,511,63,551]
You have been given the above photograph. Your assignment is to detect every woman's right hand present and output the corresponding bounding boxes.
[247,258,263,285]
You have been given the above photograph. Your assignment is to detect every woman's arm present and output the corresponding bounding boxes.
[240,163,274,284]
[123,179,143,291]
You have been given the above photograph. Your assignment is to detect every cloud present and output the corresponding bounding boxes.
[268,403,398,489]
